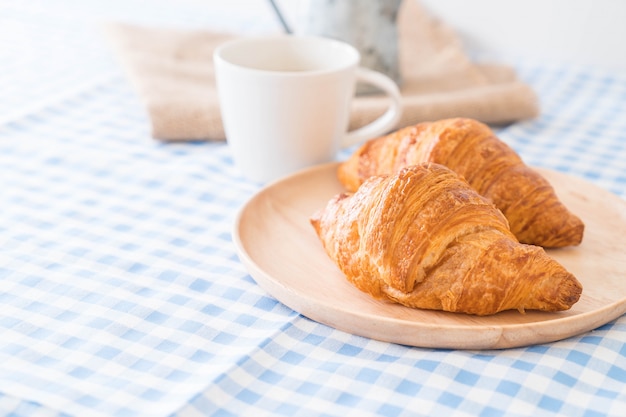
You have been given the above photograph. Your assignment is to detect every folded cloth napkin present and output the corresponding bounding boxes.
[105,0,539,142]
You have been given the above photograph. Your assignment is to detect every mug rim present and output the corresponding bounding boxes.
[213,35,361,76]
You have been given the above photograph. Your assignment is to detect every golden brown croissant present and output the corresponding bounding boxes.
[338,118,584,248]
[311,163,582,316]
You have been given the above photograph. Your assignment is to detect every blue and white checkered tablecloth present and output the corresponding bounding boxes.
[1,1,626,416]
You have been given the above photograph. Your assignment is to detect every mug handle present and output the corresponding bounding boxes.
[341,67,403,148]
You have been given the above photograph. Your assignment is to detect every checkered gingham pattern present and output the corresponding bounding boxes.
[1,1,625,417]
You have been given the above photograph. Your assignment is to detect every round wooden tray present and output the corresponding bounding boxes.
[233,162,626,349]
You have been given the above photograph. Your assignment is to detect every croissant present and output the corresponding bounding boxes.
[337,118,584,248]
[311,163,582,316]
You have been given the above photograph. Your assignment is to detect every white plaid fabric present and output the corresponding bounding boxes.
[1,1,625,416]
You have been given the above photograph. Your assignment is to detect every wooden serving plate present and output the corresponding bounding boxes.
[233,162,626,349]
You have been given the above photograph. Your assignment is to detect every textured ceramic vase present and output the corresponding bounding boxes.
[296,0,403,94]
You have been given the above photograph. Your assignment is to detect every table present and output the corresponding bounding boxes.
[2,1,626,416]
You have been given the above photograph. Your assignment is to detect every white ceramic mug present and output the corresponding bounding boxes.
[213,35,402,183]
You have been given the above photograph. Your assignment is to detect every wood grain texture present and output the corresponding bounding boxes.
[233,162,626,349]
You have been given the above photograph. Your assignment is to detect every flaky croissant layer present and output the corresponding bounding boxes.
[311,163,582,316]
[337,118,584,248]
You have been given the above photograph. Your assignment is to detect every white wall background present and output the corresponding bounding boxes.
[418,0,626,71]
[270,0,626,72]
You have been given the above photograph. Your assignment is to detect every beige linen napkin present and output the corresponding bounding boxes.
[105,0,538,142]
